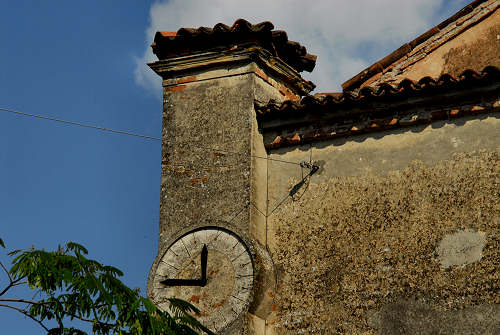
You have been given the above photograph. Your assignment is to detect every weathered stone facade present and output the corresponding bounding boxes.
[147,2,499,334]
[266,120,500,334]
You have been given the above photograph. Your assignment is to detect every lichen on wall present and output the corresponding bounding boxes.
[271,149,500,334]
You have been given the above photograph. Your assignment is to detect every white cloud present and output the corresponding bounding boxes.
[135,0,446,96]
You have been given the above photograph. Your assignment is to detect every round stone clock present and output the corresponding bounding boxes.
[151,226,254,333]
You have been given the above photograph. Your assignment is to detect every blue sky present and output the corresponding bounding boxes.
[0,0,468,333]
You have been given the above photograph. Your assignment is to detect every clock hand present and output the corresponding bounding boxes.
[200,244,208,287]
[160,278,204,286]
[161,245,209,287]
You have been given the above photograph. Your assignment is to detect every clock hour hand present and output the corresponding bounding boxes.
[161,244,208,287]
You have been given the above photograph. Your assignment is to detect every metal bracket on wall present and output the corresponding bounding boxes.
[268,161,319,216]
[288,162,319,197]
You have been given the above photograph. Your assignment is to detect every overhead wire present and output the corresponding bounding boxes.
[2,104,322,251]
[165,140,301,166]
[1,106,319,215]
[0,106,303,167]
[0,107,161,141]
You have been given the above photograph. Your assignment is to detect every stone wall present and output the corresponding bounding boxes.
[266,114,500,334]
[271,150,499,334]
[158,70,254,249]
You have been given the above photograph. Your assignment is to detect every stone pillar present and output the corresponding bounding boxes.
[146,20,315,334]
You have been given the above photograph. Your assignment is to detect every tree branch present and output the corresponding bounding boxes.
[0,283,14,297]
[0,265,26,297]
[0,303,49,332]
[12,280,27,286]
[12,276,25,284]
[0,298,53,305]
[0,261,12,282]
[0,298,115,329]
[67,311,115,326]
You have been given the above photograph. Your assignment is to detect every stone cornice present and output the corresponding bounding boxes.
[148,45,315,96]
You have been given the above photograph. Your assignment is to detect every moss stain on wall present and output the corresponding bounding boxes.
[271,149,499,334]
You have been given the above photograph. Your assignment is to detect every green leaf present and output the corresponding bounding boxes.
[7,249,22,256]
[1,241,206,335]
[66,242,88,255]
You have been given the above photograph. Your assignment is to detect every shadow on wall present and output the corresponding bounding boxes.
[369,299,500,335]
[270,112,500,155]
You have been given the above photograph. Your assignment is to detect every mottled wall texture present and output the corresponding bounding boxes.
[267,115,500,334]
[158,71,254,247]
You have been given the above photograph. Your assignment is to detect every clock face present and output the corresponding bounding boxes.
[152,227,254,333]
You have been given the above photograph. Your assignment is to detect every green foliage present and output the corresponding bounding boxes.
[0,238,214,335]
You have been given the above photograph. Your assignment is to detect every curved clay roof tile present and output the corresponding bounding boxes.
[459,69,482,81]
[359,86,376,99]
[417,76,438,88]
[397,79,418,92]
[152,19,316,73]
[376,83,398,96]
[482,65,500,76]
[255,65,500,119]
[436,73,458,85]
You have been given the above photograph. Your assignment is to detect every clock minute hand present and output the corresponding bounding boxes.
[200,244,208,287]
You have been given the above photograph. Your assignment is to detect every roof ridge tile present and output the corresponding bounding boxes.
[152,19,316,73]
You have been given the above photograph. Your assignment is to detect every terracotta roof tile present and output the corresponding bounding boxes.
[342,0,496,91]
[256,65,500,150]
[151,18,317,73]
[256,65,500,116]
[159,31,177,38]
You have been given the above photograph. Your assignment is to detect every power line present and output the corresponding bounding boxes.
[164,140,301,166]
[0,106,304,166]
[0,107,161,141]
[1,106,319,218]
